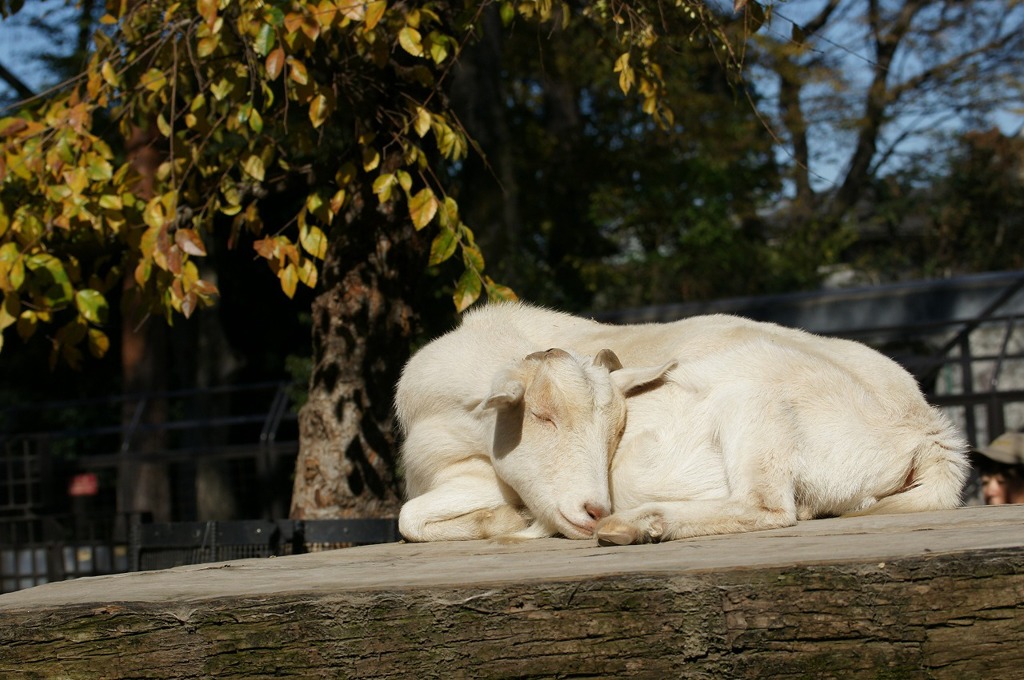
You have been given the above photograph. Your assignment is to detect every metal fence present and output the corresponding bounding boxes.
[0,381,300,523]
[1,515,400,594]
[0,515,129,593]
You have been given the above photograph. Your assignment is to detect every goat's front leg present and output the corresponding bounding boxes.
[595,495,798,545]
[398,482,533,542]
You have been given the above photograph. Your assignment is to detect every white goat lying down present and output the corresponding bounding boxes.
[395,303,969,544]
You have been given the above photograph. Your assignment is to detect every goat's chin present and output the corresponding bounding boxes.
[553,510,595,540]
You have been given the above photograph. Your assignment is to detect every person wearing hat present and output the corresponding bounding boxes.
[971,432,1024,505]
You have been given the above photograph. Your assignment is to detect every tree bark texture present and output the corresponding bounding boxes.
[0,548,1020,678]
[1,507,1022,678]
[289,199,424,520]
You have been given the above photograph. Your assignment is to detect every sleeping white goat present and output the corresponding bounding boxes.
[395,302,969,543]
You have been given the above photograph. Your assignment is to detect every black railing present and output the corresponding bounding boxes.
[0,381,300,522]
[1,515,401,594]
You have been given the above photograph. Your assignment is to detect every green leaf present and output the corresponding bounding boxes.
[255,22,275,56]
[26,254,73,306]
[87,328,110,358]
[428,227,457,265]
[249,107,264,133]
[428,32,450,64]
[265,6,285,26]
[86,157,113,181]
[99,194,123,210]
[453,268,481,312]
[373,173,396,202]
[210,77,234,101]
[462,244,485,271]
[288,58,309,85]
[485,278,518,302]
[500,1,515,26]
[75,289,109,324]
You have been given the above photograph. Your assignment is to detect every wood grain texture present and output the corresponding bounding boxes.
[2,506,1022,678]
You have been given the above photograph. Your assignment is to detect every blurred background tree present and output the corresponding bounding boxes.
[750,0,1024,285]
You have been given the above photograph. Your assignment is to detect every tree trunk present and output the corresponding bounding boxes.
[289,200,423,519]
[118,124,173,523]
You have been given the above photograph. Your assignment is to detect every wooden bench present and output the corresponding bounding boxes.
[2,505,1022,678]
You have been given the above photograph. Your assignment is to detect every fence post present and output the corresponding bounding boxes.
[959,335,978,444]
[129,512,143,572]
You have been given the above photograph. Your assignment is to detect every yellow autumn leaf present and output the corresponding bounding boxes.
[279,262,298,299]
[372,173,396,202]
[413,107,431,137]
[309,94,329,128]
[365,1,387,30]
[398,27,424,57]
[614,52,634,94]
[408,188,438,230]
[300,224,328,260]
[242,155,265,182]
[141,68,167,92]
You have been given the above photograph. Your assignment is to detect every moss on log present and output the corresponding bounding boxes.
[1,506,1022,678]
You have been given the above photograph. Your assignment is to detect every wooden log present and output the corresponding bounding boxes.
[1,505,1022,678]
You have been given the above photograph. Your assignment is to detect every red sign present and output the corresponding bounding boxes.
[68,473,99,497]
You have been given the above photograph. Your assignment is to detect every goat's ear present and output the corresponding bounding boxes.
[483,378,525,410]
[610,360,677,394]
[593,348,623,372]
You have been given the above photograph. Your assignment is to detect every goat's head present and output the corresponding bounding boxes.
[483,347,675,539]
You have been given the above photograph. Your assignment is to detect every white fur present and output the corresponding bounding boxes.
[395,302,970,544]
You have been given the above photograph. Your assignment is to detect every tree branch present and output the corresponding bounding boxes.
[0,59,34,101]
[830,0,930,220]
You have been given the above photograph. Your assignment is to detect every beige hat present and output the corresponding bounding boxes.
[974,432,1024,466]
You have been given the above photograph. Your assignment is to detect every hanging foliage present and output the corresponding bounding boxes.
[0,0,745,367]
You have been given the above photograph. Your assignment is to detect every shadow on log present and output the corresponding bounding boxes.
[1,506,1022,678]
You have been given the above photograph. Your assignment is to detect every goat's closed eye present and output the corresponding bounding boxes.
[529,410,557,428]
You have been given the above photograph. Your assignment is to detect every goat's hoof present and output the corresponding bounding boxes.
[596,518,639,546]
